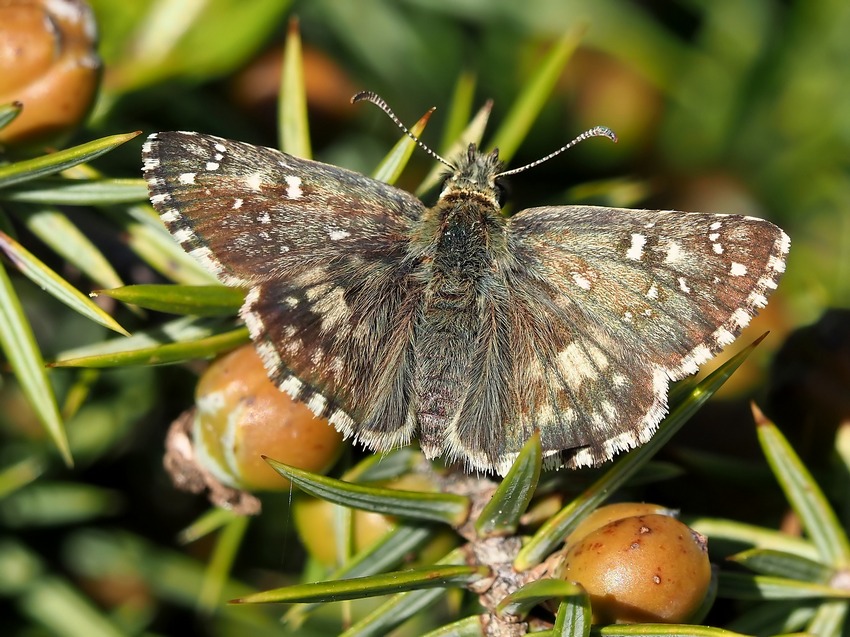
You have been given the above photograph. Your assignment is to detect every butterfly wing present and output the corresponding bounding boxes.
[143,132,424,285]
[143,132,427,446]
[468,205,789,473]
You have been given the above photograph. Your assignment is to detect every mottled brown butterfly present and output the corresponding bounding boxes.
[142,92,789,475]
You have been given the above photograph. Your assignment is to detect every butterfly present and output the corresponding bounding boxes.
[142,91,789,475]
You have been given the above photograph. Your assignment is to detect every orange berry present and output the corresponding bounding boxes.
[193,344,344,491]
[0,0,101,149]
[562,514,711,624]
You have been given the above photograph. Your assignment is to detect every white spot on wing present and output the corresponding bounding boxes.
[328,229,350,241]
[730,308,751,329]
[307,393,328,415]
[572,272,592,290]
[160,209,180,223]
[205,162,219,171]
[646,284,658,299]
[713,243,724,254]
[285,175,303,199]
[748,291,768,307]
[713,327,735,346]
[258,212,271,224]
[178,172,196,185]
[232,198,243,209]
[172,228,193,244]
[677,344,712,376]
[678,277,691,293]
[626,233,645,260]
[557,343,608,388]
[254,341,281,371]
[279,375,304,398]
[665,241,683,264]
[778,231,791,255]
[246,173,263,191]
[730,262,747,276]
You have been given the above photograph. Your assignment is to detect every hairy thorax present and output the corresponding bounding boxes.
[411,194,509,447]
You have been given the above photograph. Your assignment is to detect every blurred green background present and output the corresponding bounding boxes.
[1,0,849,635]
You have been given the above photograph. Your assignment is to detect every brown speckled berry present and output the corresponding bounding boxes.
[562,514,711,624]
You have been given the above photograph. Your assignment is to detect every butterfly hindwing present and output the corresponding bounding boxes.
[241,250,425,452]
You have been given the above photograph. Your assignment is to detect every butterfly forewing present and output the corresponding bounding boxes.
[142,132,423,286]
[143,131,426,446]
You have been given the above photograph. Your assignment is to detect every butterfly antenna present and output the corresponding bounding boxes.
[497,126,618,178]
[352,91,454,169]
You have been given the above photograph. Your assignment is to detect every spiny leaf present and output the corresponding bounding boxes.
[177,507,242,545]
[754,403,850,567]
[684,517,819,562]
[52,317,247,367]
[198,515,249,612]
[279,17,311,158]
[232,564,488,604]
[265,459,470,526]
[0,178,148,204]
[496,578,583,619]
[0,261,72,465]
[595,625,755,636]
[718,571,850,600]
[0,101,23,130]
[553,589,591,637]
[0,456,46,499]
[0,230,129,336]
[96,284,244,316]
[372,108,434,184]
[336,548,468,637]
[52,327,248,368]
[284,523,437,628]
[0,132,140,189]
[807,600,849,637]
[475,431,541,537]
[728,548,834,583]
[11,203,124,291]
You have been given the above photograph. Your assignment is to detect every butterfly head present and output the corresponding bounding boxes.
[438,144,506,206]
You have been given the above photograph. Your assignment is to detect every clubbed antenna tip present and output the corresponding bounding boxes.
[497,125,618,178]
